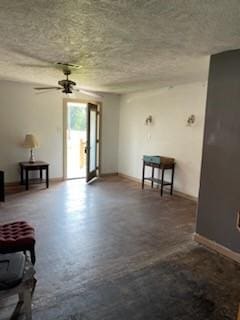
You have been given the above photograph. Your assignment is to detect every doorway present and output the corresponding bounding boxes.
[63,100,100,181]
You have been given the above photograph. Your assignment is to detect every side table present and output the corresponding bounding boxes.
[19,161,49,190]
[142,155,175,196]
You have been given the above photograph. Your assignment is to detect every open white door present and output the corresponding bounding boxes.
[86,103,100,183]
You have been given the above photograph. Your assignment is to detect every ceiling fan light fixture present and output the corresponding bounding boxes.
[34,68,101,97]
[62,85,73,94]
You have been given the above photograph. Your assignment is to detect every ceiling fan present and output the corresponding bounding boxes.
[34,66,101,98]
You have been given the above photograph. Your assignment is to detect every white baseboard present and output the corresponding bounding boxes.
[100,172,118,177]
[5,177,64,187]
[194,233,240,264]
[118,172,139,183]
[50,177,64,183]
[118,172,197,202]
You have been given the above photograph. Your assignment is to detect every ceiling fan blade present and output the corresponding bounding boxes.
[34,86,62,90]
[56,62,82,69]
[35,90,55,95]
[18,62,82,70]
[74,88,102,98]
[18,63,52,68]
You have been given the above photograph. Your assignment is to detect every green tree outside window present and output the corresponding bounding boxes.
[70,106,86,131]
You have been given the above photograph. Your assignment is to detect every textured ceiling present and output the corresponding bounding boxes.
[0,0,240,93]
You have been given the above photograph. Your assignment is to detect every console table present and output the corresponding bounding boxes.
[19,161,49,190]
[142,155,175,196]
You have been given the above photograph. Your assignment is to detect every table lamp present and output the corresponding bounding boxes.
[23,134,39,163]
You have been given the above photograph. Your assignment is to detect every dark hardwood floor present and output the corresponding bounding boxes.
[0,176,239,320]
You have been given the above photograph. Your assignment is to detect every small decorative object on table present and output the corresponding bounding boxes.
[142,155,175,196]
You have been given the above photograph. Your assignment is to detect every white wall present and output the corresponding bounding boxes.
[101,94,120,174]
[0,80,120,182]
[0,79,207,196]
[118,82,207,197]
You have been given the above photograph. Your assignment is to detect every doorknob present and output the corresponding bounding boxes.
[85,146,90,153]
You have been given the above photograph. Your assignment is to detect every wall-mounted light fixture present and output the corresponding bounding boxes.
[187,114,196,126]
[145,115,153,125]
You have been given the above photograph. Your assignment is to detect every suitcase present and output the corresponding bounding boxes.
[0,253,25,290]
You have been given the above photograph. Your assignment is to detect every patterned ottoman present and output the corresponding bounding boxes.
[0,221,36,264]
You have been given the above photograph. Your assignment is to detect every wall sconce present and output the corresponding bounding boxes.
[145,115,153,125]
[187,114,196,126]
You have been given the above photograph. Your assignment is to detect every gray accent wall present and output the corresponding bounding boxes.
[196,49,240,253]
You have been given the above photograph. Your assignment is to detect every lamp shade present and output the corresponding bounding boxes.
[23,134,39,149]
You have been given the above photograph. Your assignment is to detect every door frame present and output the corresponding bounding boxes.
[63,98,102,180]
[86,103,98,182]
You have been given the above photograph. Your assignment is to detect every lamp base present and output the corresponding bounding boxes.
[29,149,35,163]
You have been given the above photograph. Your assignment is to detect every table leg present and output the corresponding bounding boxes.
[26,169,29,191]
[23,289,32,320]
[20,166,24,185]
[40,169,43,181]
[19,292,24,303]
[46,167,49,188]
[10,293,24,319]
[142,162,145,189]
[0,171,4,202]
[170,165,175,195]
[151,167,154,188]
[160,168,165,196]
[31,278,37,297]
